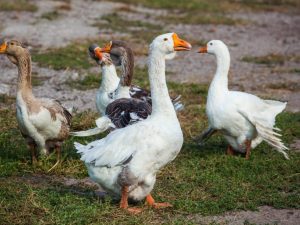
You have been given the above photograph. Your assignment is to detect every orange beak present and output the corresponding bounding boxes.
[198,46,207,53]
[0,41,7,53]
[94,47,103,60]
[100,41,112,53]
[172,33,192,51]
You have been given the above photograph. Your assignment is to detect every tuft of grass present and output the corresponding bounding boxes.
[66,73,101,90]
[31,42,92,70]
[242,54,300,66]
[107,0,300,12]
[242,54,286,65]
[99,13,161,32]
[0,94,15,105]
[0,0,37,12]
[40,11,60,20]
[160,13,246,26]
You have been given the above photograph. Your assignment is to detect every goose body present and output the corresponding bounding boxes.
[199,40,288,159]
[0,40,72,168]
[75,33,191,211]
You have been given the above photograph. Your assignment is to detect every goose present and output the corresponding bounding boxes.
[72,41,182,137]
[75,33,191,213]
[198,40,289,159]
[91,41,182,116]
[90,44,120,116]
[0,39,72,171]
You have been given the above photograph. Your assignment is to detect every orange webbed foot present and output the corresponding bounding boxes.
[152,202,173,209]
[145,194,173,209]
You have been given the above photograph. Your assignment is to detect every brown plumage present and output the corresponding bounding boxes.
[0,39,72,171]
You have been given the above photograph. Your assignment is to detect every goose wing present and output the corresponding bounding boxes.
[105,98,151,128]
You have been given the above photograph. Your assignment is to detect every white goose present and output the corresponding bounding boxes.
[89,44,120,116]
[75,33,191,213]
[198,40,289,159]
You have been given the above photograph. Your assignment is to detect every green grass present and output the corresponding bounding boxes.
[31,43,93,70]
[67,73,101,90]
[108,0,300,12]
[242,54,300,66]
[242,54,286,65]
[0,70,299,224]
[95,13,164,44]
[0,0,37,12]
[41,11,60,20]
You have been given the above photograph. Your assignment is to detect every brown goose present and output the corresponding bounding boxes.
[0,39,72,171]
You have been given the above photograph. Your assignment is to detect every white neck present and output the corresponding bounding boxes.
[148,49,176,118]
[208,48,230,97]
[99,64,120,92]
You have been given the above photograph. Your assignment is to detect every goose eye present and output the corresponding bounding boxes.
[163,38,168,41]
[210,43,213,46]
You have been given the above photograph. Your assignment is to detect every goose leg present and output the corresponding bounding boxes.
[245,139,252,160]
[120,186,142,214]
[195,127,217,145]
[48,146,61,172]
[28,143,37,164]
[226,145,235,156]
[145,194,172,208]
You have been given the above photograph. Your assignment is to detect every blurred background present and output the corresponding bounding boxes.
[0,0,299,112]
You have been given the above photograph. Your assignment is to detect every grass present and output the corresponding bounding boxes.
[242,54,286,65]
[108,0,300,12]
[66,73,101,90]
[95,13,164,44]
[0,65,299,224]
[0,0,37,12]
[31,42,93,70]
[41,11,60,20]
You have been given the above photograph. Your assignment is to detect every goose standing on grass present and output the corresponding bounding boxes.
[72,41,182,136]
[0,39,72,171]
[75,33,191,213]
[198,40,289,159]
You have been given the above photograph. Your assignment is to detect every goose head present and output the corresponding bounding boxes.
[150,33,192,59]
[89,43,113,66]
[0,39,28,64]
[97,40,133,68]
[198,40,228,56]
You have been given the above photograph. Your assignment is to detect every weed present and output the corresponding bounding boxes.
[0,0,37,12]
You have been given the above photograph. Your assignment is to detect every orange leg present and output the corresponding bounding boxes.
[245,139,252,160]
[145,194,172,209]
[226,145,235,156]
[120,186,129,209]
[120,186,142,214]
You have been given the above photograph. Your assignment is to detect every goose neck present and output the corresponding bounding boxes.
[209,50,230,94]
[148,49,176,118]
[16,52,34,99]
[100,64,119,92]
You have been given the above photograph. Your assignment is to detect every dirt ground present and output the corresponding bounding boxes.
[0,0,299,224]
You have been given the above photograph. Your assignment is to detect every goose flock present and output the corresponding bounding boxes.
[0,33,289,213]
